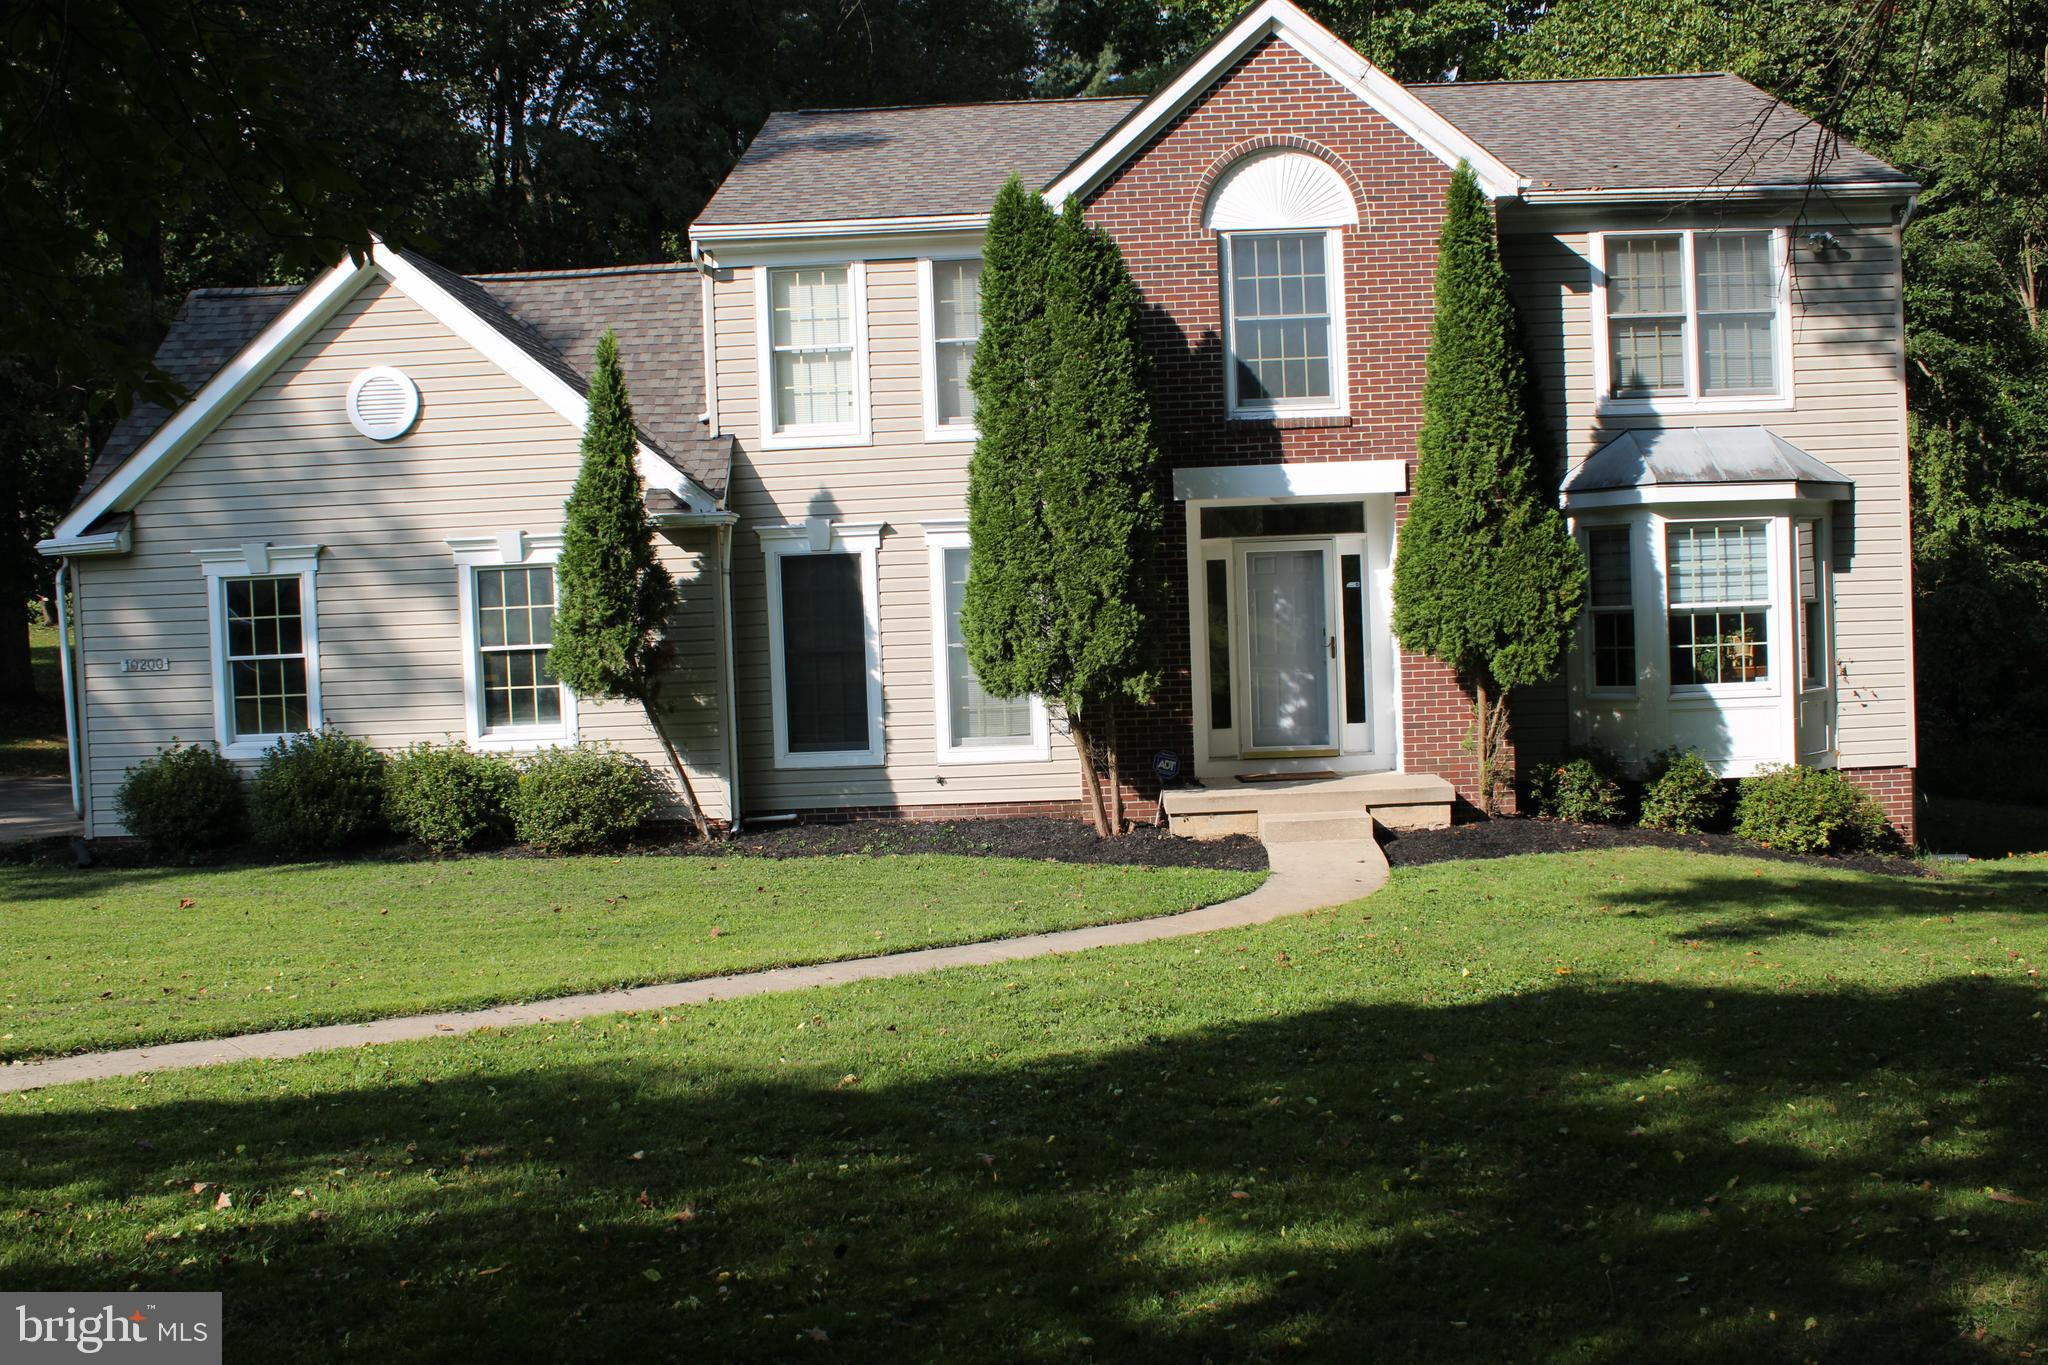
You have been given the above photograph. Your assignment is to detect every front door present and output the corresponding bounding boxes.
[1241,541,1335,752]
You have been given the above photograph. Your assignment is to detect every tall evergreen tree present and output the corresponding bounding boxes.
[1392,162,1585,811]
[963,184,1162,834]
[548,331,706,836]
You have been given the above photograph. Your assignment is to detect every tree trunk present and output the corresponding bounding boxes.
[1471,678,1511,815]
[1104,708,1123,837]
[643,684,711,840]
[1072,721,1110,837]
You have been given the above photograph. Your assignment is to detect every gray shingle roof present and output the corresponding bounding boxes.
[79,256,730,513]
[1562,427,1853,495]
[1412,73,1913,192]
[693,97,1142,227]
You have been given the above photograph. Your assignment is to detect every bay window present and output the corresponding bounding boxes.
[1586,526,1636,692]
[1666,521,1771,686]
[1595,229,1786,407]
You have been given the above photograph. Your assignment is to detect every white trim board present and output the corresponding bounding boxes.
[1044,0,1523,207]
[195,542,325,760]
[47,237,718,552]
[1174,461,1407,502]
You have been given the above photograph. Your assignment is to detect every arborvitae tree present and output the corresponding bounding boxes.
[962,183,1163,834]
[1391,162,1585,812]
[548,330,706,836]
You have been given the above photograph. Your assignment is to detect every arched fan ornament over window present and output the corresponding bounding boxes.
[1203,150,1359,231]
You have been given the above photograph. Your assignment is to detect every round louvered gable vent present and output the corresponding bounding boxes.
[346,366,420,440]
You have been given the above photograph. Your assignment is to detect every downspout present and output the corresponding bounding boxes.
[54,560,83,819]
[718,519,742,833]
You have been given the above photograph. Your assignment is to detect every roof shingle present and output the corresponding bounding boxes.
[1412,73,1912,193]
[693,97,1142,227]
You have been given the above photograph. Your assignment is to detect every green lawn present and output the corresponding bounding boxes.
[3,846,2044,1361]
[0,620,66,777]
[0,854,1263,1060]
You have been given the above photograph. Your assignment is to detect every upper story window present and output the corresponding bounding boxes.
[1593,228,1789,411]
[757,263,871,449]
[921,257,983,442]
[1203,149,1358,420]
[196,543,324,759]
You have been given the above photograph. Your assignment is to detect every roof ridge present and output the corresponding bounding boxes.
[782,94,1143,116]
[185,284,303,298]
[468,263,697,281]
[1414,71,1738,88]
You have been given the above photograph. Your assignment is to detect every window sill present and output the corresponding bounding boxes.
[923,424,980,445]
[759,426,871,451]
[774,749,885,771]
[1670,684,1777,704]
[1598,393,1793,418]
[936,742,1052,767]
[1226,412,1352,430]
[472,729,577,752]
[219,737,289,761]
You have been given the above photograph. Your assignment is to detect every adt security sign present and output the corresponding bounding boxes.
[1151,750,1182,784]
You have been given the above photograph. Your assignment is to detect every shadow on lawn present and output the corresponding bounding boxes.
[4,976,2045,1362]
[1612,864,2048,945]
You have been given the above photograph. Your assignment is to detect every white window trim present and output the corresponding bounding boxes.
[924,524,1050,765]
[1661,516,1779,700]
[755,262,872,450]
[1588,227,1794,416]
[1798,515,1833,694]
[1219,227,1350,421]
[917,255,983,445]
[759,519,886,769]
[196,543,324,759]
[445,530,577,751]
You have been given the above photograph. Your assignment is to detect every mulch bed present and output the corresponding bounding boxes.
[4,817,1269,874]
[1379,815,1929,878]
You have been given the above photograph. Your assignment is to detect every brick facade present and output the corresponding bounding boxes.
[1075,35,1495,812]
[1841,765,1917,845]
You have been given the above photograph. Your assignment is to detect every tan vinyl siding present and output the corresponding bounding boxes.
[1502,206,1914,769]
[74,272,728,835]
[713,257,1081,812]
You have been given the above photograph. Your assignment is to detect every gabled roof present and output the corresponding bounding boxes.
[1561,427,1853,506]
[49,244,729,554]
[693,98,1140,230]
[1412,74,1915,196]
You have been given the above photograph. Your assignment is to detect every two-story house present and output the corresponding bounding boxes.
[40,0,1921,841]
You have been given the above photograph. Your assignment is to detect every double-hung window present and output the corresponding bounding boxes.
[1797,518,1828,688]
[761,264,869,447]
[1585,526,1636,692]
[923,258,983,440]
[1223,232,1338,414]
[446,531,576,748]
[1597,229,1786,407]
[197,544,323,758]
[761,522,885,768]
[1666,522,1771,687]
[925,527,1047,763]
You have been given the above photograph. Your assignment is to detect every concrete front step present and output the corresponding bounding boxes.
[1259,811,1376,844]
[1161,771,1454,841]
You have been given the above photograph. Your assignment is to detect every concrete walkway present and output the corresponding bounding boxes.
[0,835,1387,1094]
[0,776,81,844]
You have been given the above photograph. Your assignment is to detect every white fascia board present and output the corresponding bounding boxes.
[47,256,377,544]
[1560,482,1851,510]
[374,243,719,514]
[1174,460,1407,501]
[699,227,984,271]
[1522,181,1922,206]
[1043,0,1523,207]
[691,213,988,247]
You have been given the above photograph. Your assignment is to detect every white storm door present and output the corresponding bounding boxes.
[1241,542,1335,752]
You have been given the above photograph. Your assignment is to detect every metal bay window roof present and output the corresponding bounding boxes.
[1561,427,1853,507]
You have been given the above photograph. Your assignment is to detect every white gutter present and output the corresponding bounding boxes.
[54,561,82,820]
[1519,180,1922,206]
[690,212,987,248]
[36,521,132,559]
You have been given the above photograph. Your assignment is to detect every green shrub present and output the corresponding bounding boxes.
[250,731,387,854]
[115,742,247,858]
[512,746,657,853]
[1640,751,1726,834]
[383,742,516,852]
[1733,764,1890,854]
[1529,754,1626,824]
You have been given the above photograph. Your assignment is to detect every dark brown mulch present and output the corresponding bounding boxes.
[4,818,1268,873]
[1378,815,1929,878]
[628,817,1270,871]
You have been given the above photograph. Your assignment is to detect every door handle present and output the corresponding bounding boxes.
[1328,635,1337,659]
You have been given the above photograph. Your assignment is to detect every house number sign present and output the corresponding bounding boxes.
[122,657,172,674]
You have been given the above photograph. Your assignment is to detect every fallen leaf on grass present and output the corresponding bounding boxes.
[177,899,194,909]
[213,1191,231,1211]
[477,1265,506,1277]
[1986,1188,2033,1205]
